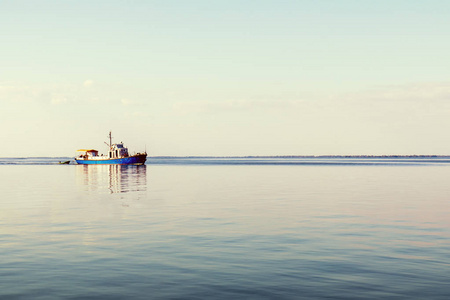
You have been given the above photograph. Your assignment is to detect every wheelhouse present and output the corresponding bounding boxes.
[109,143,129,159]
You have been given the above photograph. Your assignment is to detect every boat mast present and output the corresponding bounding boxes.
[104,131,114,158]
[104,131,113,150]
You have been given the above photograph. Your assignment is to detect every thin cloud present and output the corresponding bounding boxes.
[51,94,68,105]
[125,111,150,118]
[121,98,133,106]
[0,83,45,103]
[345,82,450,103]
[173,99,301,114]
[0,82,109,105]
[83,80,94,87]
[121,98,147,107]
[172,82,450,118]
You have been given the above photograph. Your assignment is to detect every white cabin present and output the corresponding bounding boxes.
[109,143,129,159]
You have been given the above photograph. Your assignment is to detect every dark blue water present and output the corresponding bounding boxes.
[1,157,449,299]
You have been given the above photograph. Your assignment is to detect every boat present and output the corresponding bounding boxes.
[59,160,70,164]
[74,132,147,165]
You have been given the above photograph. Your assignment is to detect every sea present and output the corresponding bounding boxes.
[1,156,449,299]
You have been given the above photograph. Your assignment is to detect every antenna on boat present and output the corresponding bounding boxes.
[105,131,113,148]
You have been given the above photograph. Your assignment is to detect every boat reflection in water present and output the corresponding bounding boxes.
[76,164,147,194]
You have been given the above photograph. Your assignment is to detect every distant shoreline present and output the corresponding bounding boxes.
[2,155,450,159]
[149,155,450,159]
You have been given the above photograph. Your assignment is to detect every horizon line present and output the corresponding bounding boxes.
[2,155,450,159]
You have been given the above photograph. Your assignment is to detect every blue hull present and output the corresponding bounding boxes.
[75,154,147,165]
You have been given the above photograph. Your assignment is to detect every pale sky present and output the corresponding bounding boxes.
[2,0,450,157]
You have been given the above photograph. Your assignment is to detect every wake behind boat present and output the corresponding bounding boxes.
[74,132,147,165]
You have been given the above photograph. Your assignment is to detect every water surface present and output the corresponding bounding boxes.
[1,157,449,299]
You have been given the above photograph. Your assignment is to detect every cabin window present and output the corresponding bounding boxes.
[116,150,118,157]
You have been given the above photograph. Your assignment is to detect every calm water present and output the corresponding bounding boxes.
[1,157,449,299]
